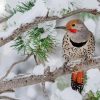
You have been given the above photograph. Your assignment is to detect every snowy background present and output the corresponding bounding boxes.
[0,0,100,100]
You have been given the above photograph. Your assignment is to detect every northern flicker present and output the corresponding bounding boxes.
[55,19,95,93]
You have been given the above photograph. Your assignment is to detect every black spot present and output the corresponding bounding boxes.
[25,80,28,83]
[72,24,75,27]
[70,39,87,48]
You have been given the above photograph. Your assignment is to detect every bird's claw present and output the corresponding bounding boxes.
[82,59,95,66]
[88,59,96,65]
[63,61,71,72]
[63,62,68,67]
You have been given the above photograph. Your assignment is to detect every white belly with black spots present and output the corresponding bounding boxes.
[62,33,95,61]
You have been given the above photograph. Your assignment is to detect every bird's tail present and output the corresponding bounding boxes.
[71,71,84,93]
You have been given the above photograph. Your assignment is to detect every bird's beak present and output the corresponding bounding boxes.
[55,26,66,30]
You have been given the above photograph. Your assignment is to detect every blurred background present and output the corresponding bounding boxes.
[0,0,100,100]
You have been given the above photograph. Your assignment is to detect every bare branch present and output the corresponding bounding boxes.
[0,54,32,81]
[0,96,19,100]
[97,0,100,3]
[42,82,50,100]
[0,89,15,94]
[97,0,100,6]
[0,9,100,47]
[0,56,99,93]
[33,55,40,65]
[41,67,50,100]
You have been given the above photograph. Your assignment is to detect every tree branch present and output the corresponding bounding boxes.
[0,9,100,47]
[97,0,100,3]
[0,96,19,100]
[0,56,99,93]
[0,54,32,81]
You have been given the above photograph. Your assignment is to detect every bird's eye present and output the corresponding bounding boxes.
[72,24,75,27]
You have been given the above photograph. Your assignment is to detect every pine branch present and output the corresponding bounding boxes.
[8,0,36,14]
[0,9,100,47]
[13,0,36,13]
[12,27,55,62]
[0,14,13,24]
[0,56,99,93]
[83,90,100,100]
[5,0,36,20]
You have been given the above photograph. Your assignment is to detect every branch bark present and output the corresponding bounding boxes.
[0,9,100,47]
[0,96,18,100]
[0,56,100,93]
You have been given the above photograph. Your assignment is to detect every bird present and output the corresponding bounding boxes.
[55,19,95,93]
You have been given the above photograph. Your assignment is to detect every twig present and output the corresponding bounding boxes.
[34,55,49,97]
[97,0,100,3]
[34,55,40,65]
[0,56,99,93]
[0,96,19,100]
[97,0,100,6]
[0,54,31,81]
[41,67,50,100]
[42,82,50,100]
[34,55,49,100]
[0,89,15,94]
[0,9,100,47]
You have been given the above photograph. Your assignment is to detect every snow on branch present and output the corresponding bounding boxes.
[0,56,100,93]
[0,8,100,47]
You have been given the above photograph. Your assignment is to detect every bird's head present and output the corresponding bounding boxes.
[55,19,89,43]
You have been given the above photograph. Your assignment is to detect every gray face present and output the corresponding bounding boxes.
[55,19,90,43]
[70,31,89,43]
[68,21,89,43]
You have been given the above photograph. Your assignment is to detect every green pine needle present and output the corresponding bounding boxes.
[29,27,44,39]
[28,27,55,61]
[11,36,26,53]
[57,76,69,91]
[79,12,99,21]
[12,27,56,62]
[12,0,36,14]
[87,90,100,100]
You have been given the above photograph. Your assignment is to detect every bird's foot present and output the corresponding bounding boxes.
[87,59,97,65]
[44,66,55,82]
[63,62,68,67]
[63,62,68,71]
[82,59,96,66]
[63,61,73,72]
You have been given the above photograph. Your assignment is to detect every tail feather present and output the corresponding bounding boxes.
[71,71,84,93]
